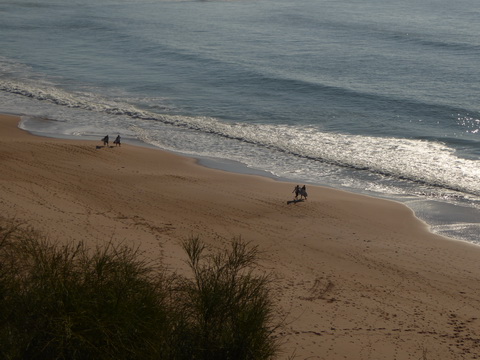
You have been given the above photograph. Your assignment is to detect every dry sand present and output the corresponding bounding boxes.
[1,113,480,359]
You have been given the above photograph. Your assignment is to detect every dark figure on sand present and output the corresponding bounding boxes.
[102,135,109,147]
[113,135,121,147]
[300,185,308,200]
[292,184,307,201]
[293,185,300,200]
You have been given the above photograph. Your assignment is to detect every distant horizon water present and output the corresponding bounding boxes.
[1,0,479,243]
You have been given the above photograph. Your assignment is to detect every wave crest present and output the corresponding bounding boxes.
[2,78,479,196]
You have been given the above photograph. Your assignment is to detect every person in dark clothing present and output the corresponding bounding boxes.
[292,185,300,200]
[300,185,308,200]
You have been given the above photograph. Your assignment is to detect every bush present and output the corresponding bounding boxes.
[0,219,280,360]
[0,220,172,360]
[172,237,279,360]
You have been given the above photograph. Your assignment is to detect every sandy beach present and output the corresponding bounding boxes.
[1,113,480,359]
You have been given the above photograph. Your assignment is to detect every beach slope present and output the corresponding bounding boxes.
[1,114,480,359]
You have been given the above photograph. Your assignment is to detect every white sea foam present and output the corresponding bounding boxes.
[3,76,479,198]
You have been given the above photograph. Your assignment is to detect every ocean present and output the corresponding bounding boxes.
[1,0,479,243]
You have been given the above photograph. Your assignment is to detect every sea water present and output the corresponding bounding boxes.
[0,0,479,243]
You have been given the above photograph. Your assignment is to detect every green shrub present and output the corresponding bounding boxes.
[0,221,171,360]
[0,219,280,360]
[172,237,279,360]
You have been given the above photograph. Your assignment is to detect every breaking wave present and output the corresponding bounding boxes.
[1,78,479,197]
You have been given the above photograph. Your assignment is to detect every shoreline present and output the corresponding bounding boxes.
[17,114,480,245]
[2,113,480,359]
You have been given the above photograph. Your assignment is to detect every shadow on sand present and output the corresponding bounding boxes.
[287,199,305,205]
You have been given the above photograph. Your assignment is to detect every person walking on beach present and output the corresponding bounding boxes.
[300,185,308,200]
[293,185,300,200]
[102,135,109,147]
[113,134,121,147]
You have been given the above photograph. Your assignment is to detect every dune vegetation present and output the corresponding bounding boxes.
[0,218,280,360]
